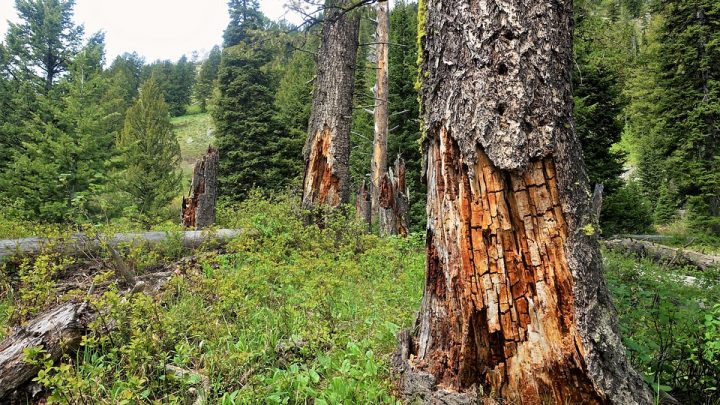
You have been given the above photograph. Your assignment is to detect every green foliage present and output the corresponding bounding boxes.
[223,0,265,48]
[214,42,302,200]
[193,45,221,113]
[145,56,196,117]
[107,52,145,110]
[601,180,654,235]
[605,250,720,404]
[5,0,84,90]
[24,194,424,403]
[115,78,182,227]
[0,35,123,223]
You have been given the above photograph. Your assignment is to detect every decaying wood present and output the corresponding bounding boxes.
[356,179,372,231]
[378,156,409,236]
[0,229,242,260]
[301,0,360,216]
[603,238,720,270]
[0,269,174,401]
[370,0,390,223]
[0,302,91,399]
[182,146,219,229]
[398,0,653,404]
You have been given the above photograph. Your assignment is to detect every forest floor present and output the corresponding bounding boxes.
[0,196,719,404]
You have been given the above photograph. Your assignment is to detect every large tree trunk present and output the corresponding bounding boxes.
[301,1,360,216]
[182,146,219,229]
[397,1,653,404]
[370,0,390,224]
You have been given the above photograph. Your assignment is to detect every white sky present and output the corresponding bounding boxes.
[0,0,304,62]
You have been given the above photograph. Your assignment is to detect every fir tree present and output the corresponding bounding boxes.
[194,45,221,112]
[5,0,84,91]
[1,34,124,222]
[223,0,264,47]
[116,78,181,225]
[107,52,145,110]
[214,43,302,199]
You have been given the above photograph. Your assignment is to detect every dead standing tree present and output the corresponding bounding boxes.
[370,0,390,225]
[182,146,219,229]
[301,0,361,218]
[395,1,653,404]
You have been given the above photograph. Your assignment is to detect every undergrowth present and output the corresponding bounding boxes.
[1,193,718,403]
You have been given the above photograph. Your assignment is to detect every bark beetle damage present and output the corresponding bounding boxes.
[414,128,607,404]
[303,126,342,208]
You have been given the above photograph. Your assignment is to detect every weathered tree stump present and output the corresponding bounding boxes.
[182,146,219,229]
[378,157,409,236]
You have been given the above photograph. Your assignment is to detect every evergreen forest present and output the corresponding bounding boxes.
[0,0,718,403]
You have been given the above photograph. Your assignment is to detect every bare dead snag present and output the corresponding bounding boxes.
[301,0,360,220]
[370,0,390,223]
[356,179,372,231]
[182,146,219,229]
[396,1,653,404]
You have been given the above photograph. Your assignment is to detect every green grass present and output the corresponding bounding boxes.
[2,194,718,403]
[171,113,215,186]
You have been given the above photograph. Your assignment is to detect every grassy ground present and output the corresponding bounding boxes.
[171,113,215,186]
[0,195,718,403]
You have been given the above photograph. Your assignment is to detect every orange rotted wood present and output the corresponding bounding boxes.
[414,129,605,404]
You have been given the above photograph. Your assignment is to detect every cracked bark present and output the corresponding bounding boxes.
[182,146,219,229]
[301,0,360,218]
[397,1,653,404]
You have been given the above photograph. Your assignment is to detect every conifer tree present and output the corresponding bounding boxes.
[1,34,124,222]
[653,0,720,234]
[5,0,84,90]
[107,52,145,110]
[116,78,181,225]
[223,0,264,47]
[194,45,221,112]
[214,43,302,199]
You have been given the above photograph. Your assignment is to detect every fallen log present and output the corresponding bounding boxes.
[0,229,242,261]
[0,269,175,401]
[603,238,720,270]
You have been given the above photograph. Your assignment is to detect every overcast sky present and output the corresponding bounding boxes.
[0,0,304,62]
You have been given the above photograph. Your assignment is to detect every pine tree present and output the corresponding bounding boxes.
[194,45,221,112]
[214,42,302,199]
[116,78,181,225]
[223,0,264,47]
[107,52,145,110]
[653,0,720,235]
[1,34,124,222]
[387,1,422,229]
[5,0,84,91]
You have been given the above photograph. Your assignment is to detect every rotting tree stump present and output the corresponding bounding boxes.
[182,146,219,229]
[378,156,409,236]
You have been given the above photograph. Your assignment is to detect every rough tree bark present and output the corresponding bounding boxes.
[370,0,390,224]
[301,0,360,216]
[378,156,410,236]
[396,1,653,404]
[182,146,219,229]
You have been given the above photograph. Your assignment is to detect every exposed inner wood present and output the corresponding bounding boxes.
[414,128,607,404]
[370,0,390,221]
[182,146,218,229]
[303,126,342,208]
